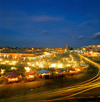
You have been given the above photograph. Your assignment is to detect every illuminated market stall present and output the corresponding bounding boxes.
[68,67,83,75]
[37,70,52,79]
[55,68,66,77]
[25,72,36,81]
[4,72,22,83]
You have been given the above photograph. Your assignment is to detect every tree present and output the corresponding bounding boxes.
[70,47,73,50]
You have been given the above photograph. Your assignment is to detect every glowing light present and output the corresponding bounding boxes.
[80,61,84,64]
[66,58,68,60]
[15,56,17,59]
[75,68,80,71]
[1,62,6,64]
[9,63,13,65]
[12,61,17,63]
[67,64,71,67]
[5,60,9,63]
[4,55,6,58]
[69,70,75,73]
[33,57,36,60]
[1,68,5,74]
[50,64,56,68]
[8,77,18,82]
[7,55,9,58]
[32,64,34,67]
[39,64,43,68]
[36,62,39,65]
[24,57,26,61]
[27,62,31,66]
[11,67,17,70]
[0,58,3,61]
[90,51,93,54]
[24,67,30,72]
[26,75,34,78]
[58,64,63,68]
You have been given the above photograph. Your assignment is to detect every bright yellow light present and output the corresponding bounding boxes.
[75,68,80,71]
[1,62,6,64]
[39,64,43,68]
[0,58,3,61]
[1,68,5,74]
[27,75,34,78]
[42,61,45,64]
[24,67,30,72]
[50,64,56,68]
[69,70,75,73]
[66,58,68,60]
[36,62,39,65]
[8,77,18,82]
[90,51,93,54]
[9,63,13,65]
[80,61,84,64]
[67,64,71,67]
[11,61,17,65]
[27,62,31,65]
[5,60,9,63]
[15,56,17,59]
[58,64,63,68]
[12,61,17,63]
[11,67,17,70]
[32,64,34,67]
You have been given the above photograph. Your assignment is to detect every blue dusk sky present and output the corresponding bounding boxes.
[0,0,100,48]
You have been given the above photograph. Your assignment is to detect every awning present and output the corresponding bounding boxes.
[37,70,52,74]
[5,72,21,78]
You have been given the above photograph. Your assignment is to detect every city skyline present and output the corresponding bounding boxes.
[0,0,100,48]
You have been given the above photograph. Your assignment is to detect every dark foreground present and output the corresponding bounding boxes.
[0,65,98,102]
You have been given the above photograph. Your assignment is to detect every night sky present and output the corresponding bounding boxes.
[0,0,100,48]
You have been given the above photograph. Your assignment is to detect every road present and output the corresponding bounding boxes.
[0,53,100,102]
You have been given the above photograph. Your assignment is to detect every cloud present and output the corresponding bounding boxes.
[41,30,50,34]
[0,16,64,27]
[91,32,100,39]
[31,16,64,22]
[77,21,90,27]
[73,36,85,40]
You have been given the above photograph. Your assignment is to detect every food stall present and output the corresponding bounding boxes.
[37,70,52,79]
[55,68,66,77]
[25,72,36,81]
[4,72,22,83]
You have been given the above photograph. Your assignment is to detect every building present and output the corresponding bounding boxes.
[81,45,100,57]
[64,44,68,52]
